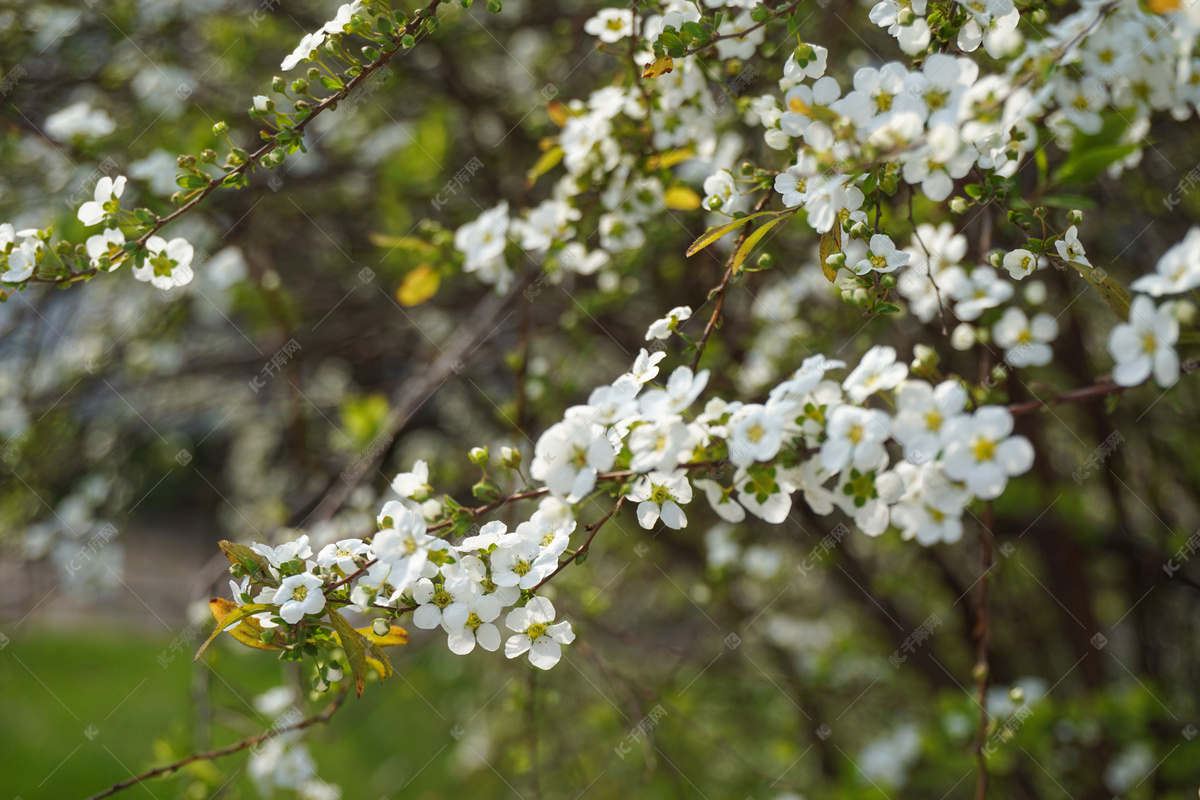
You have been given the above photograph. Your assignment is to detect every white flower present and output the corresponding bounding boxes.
[391,460,431,500]
[952,266,1012,321]
[629,417,693,472]
[891,379,967,464]
[1107,295,1180,388]
[726,402,788,467]
[733,466,796,523]
[703,169,739,214]
[271,573,326,624]
[645,305,692,341]
[941,407,1034,499]
[322,1,364,34]
[282,30,327,71]
[693,478,746,523]
[902,125,974,202]
[85,228,126,270]
[820,406,891,473]
[491,537,557,589]
[639,365,709,417]
[132,235,194,290]
[44,101,115,141]
[1131,228,1200,296]
[504,596,575,670]
[1002,248,1038,280]
[715,11,765,61]
[530,412,615,501]
[459,520,513,551]
[372,503,432,597]
[1,235,40,283]
[583,380,640,426]
[843,345,908,402]
[852,234,910,275]
[769,354,846,403]
[832,468,905,536]
[1054,225,1090,267]
[78,175,126,227]
[584,8,634,43]
[993,308,1058,367]
[629,470,693,530]
[625,348,667,385]
[411,577,471,630]
[891,464,967,545]
[315,538,369,573]
[252,534,313,567]
[444,591,503,655]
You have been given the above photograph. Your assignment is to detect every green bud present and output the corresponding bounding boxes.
[469,446,490,466]
[291,78,310,95]
[212,121,229,136]
[950,197,969,214]
[879,273,896,289]
[501,446,522,469]
[1067,209,1084,225]
[272,76,286,93]
[372,618,390,636]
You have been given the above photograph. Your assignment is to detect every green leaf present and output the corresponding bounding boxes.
[1067,260,1131,320]
[1052,144,1139,186]
[218,540,278,586]
[328,608,370,697]
[686,211,780,257]
[731,215,789,274]
[175,174,209,190]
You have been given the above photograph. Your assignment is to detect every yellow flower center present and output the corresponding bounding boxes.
[972,438,996,461]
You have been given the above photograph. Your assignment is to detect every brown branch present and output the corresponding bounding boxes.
[534,496,625,591]
[82,685,350,800]
[681,0,804,56]
[690,192,774,371]
[1006,378,1125,415]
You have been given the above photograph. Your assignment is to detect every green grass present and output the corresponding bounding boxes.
[0,629,515,799]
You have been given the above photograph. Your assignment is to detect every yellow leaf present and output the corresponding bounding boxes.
[397,265,440,307]
[647,147,695,171]
[1148,0,1181,12]
[356,623,409,647]
[195,601,276,661]
[369,232,436,253]
[731,216,789,274]
[663,186,701,210]
[547,101,569,128]
[686,211,780,257]
[819,225,843,283]
[526,145,564,188]
[642,55,674,78]
[210,599,287,651]
[328,609,370,697]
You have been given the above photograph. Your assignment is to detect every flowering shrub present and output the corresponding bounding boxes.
[4,0,1200,797]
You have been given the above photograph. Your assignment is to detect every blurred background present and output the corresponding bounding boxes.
[3,0,1200,798]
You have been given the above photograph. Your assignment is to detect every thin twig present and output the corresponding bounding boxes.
[83,685,350,800]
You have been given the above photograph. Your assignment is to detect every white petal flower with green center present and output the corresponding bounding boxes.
[820,405,892,474]
[852,234,910,275]
[315,538,369,574]
[132,235,194,290]
[77,175,126,227]
[281,30,327,71]
[726,402,788,467]
[504,596,575,670]
[941,406,1034,499]
[411,577,471,631]
[645,306,693,341]
[85,228,126,270]
[993,307,1058,368]
[390,460,431,501]
[583,8,633,43]
[444,591,503,655]
[271,573,326,624]
[892,379,967,464]
[1107,295,1180,388]
[628,470,693,530]
[1131,228,1200,297]
[843,345,908,402]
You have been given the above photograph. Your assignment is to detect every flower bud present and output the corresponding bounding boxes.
[372,618,390,636]
[1009,686,1025,704]
[501,446,522,469]
[469,446,490,466]
[1068,209,1084,225]
[950,197,969,214]
[212,121,229,136]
